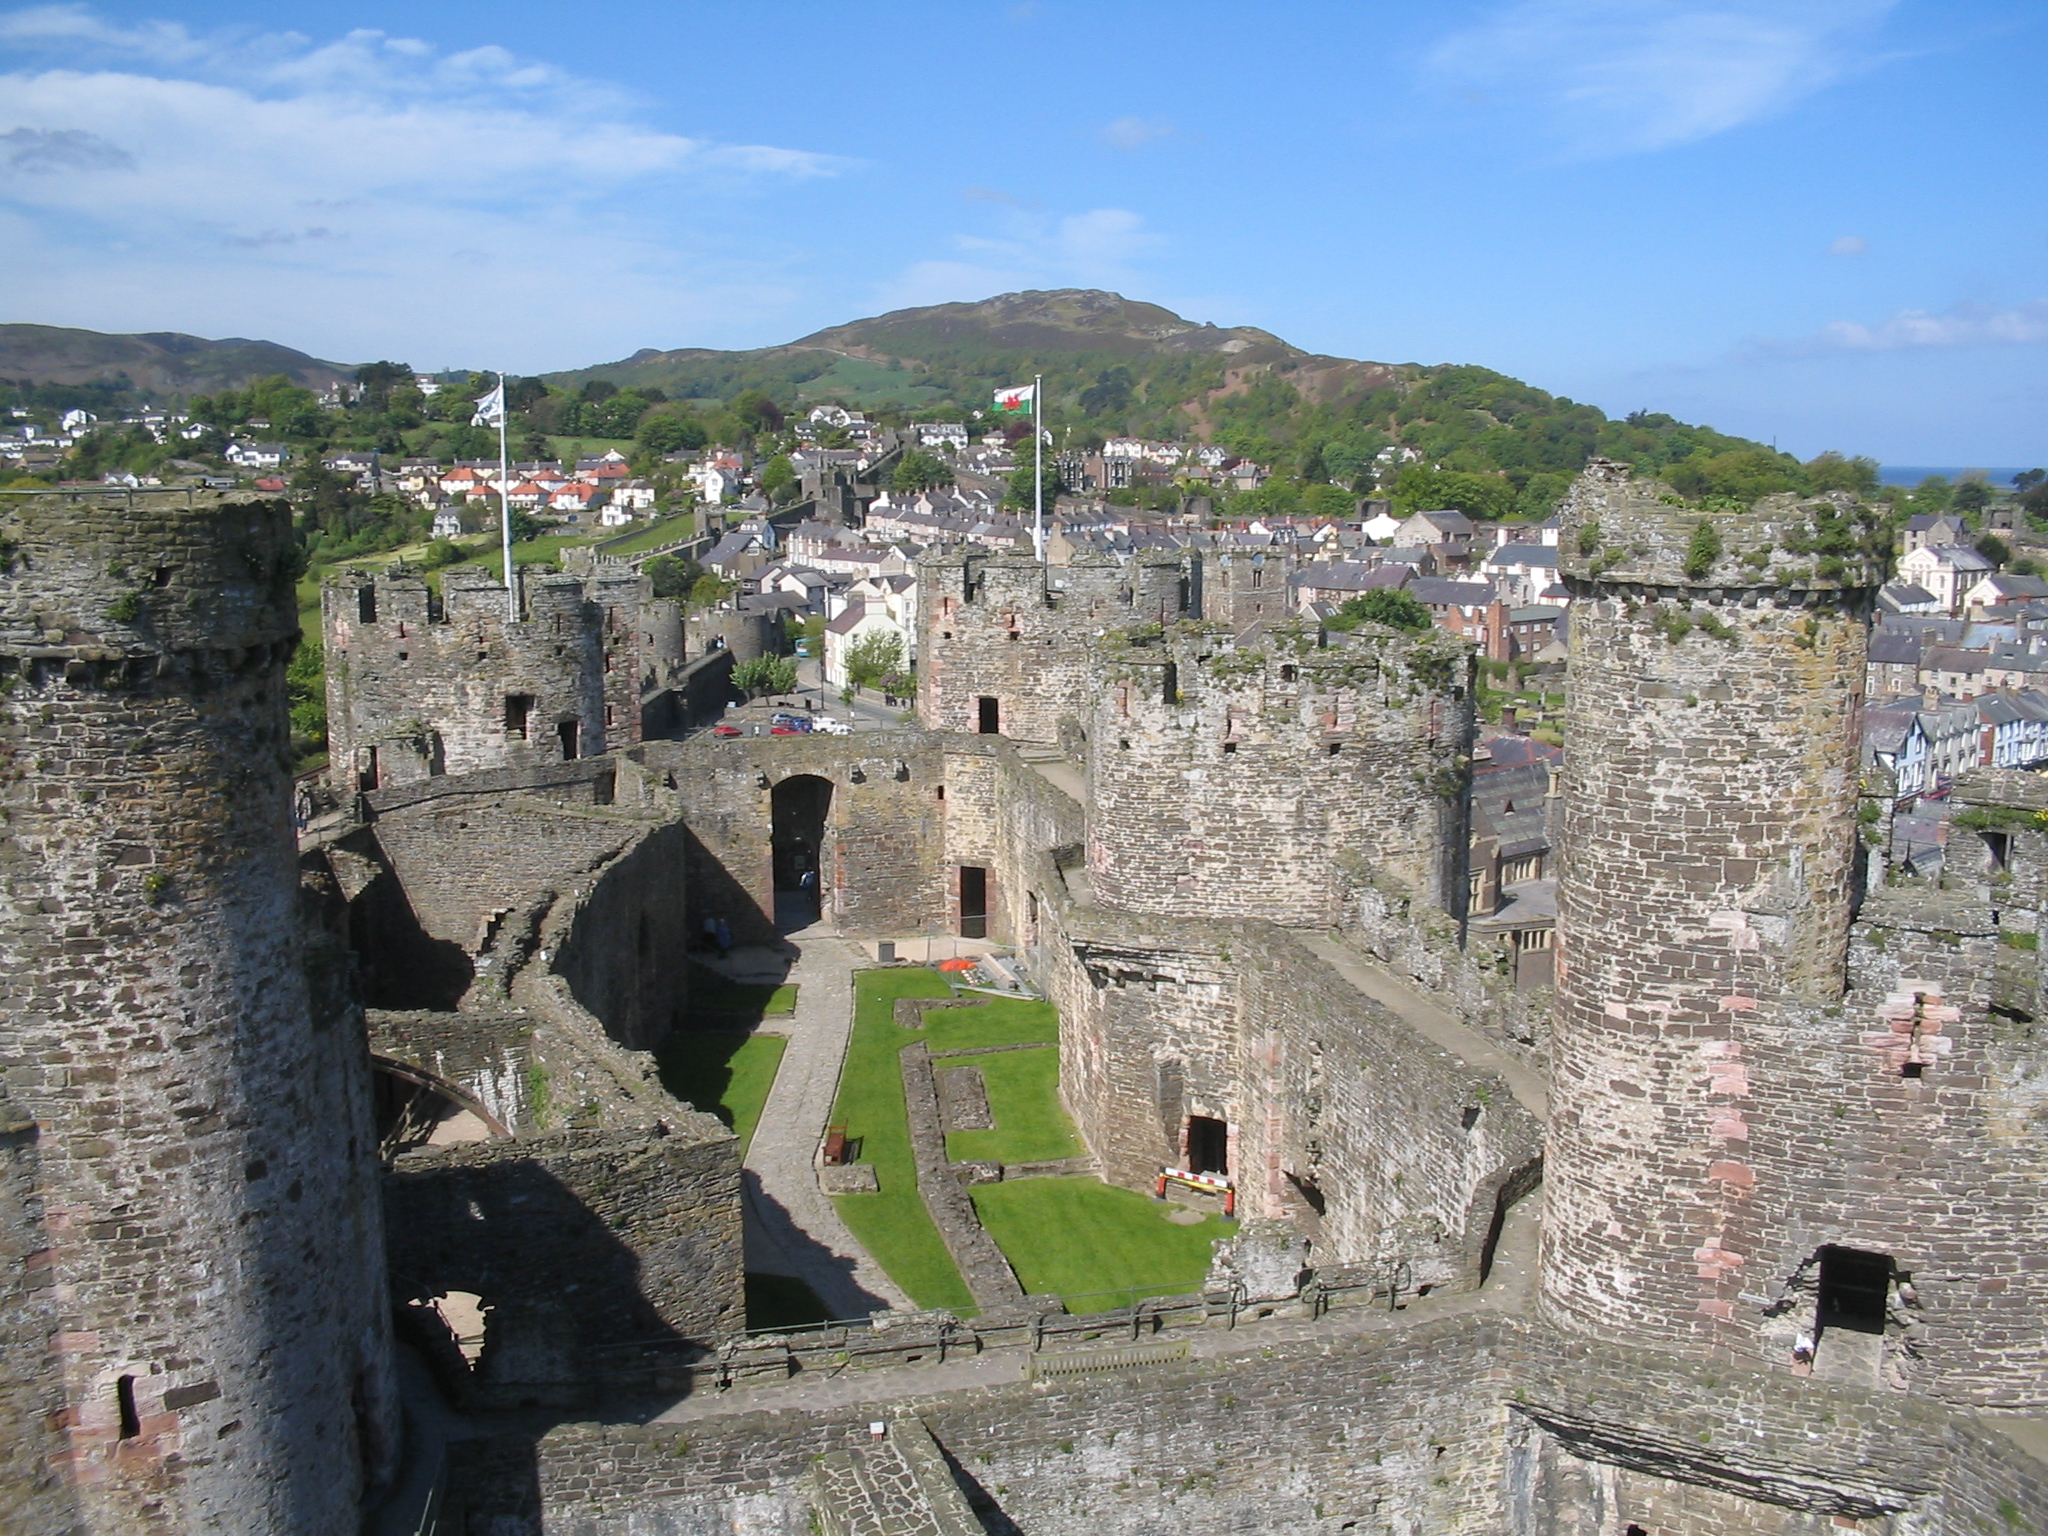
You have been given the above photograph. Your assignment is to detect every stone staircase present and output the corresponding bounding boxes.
[810,1419,987,1536]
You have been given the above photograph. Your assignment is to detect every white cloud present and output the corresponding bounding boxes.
[1828,234,1868,256]
[1423,0,1898,155]
[1099,115,1174,151]
[875,206,1161,312]
[0,7,846,365]
[1814,301,2048,351]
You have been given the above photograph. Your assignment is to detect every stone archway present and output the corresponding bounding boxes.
[370,1057,511,1157]
[770,774,834,930]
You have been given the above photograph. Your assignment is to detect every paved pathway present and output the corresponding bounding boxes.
[740,923,911,1320]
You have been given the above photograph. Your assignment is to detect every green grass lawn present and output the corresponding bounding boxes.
[972,1178,1234,1308]
[919,994,1059,1052]
[943,1048,1080,1165]
[656,1033,787,1154]
[688,968,797,1021]
[829,968,975,1313]
[598,511,696,555]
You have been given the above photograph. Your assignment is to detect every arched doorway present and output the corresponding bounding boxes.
[371,1058,510,1157]
[770,774,833,930]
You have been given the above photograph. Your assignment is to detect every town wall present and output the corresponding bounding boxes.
[0,489,394,1532]
[1088,618,1473,927]
[1545,462,2048,1408]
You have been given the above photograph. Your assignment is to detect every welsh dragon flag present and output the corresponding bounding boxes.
[993,383,1035,415]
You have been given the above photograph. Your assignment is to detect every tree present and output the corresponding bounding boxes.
[507,508,546,543]
[1389,465,1514,518]
[353,360,412,414]
[286,635,327,756]
[732,654,799,696]
[1804,451,1879,496]
[890,450,955,493]
[760,454,799,505]
[1951,479,1990,515]
[690,572,734,609]
[638,411,706,455]
[1978,533,2011,567]
[1326,589,1433,633]
[1004,451,1065,511]
[843,629,905,690]
[644,553,701,600]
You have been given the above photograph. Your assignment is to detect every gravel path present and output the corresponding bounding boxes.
[740,928,910,1320]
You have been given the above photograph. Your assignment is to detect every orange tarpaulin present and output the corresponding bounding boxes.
[935,958,978,972]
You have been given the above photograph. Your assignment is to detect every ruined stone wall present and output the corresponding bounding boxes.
[357,764,632,949]
[917,552,1188,745]
[383,1120,743,1410]
[651,732,950,940]
[323,563,649,789]
[1539,467,2048,1402]
[953,740,1539,1274]
[451,1312,1516,1535]
[549,820,695,1051]
[0,490,392,1532]
[1088,619,1473,928]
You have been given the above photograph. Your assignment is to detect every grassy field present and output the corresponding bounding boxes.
[829,968,975,1312]
[597,511,697,555]
[656,1033,787,1155]
[972,1178,1233,1306]
[943,1047,1080,1165]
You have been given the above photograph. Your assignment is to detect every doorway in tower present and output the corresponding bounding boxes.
[958,865,988,939]
[1185,1114,1228,1176]
[770,775,833,930]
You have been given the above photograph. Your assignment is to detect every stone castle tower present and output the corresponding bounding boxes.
[917,550,1187,744]
[0,491,394,1532]
[1087,617,1473,927]
[1546,460,2048,1405]
[323,561,667,791]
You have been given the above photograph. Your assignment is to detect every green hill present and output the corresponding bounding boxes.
[545,288,1818,517]
[0,323,355,401]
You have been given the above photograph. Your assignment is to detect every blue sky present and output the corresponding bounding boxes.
[1,0,2042,463]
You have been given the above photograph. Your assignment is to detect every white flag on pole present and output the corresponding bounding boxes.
[471,382,506,427]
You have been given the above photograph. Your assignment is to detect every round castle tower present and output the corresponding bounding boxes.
[1087,618,1474,927]
[0,491,393,1530]
[1544,462,1890,1359]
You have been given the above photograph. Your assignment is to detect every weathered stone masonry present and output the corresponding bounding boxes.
[0,490,394,1534]
[1547,461,2048,1407]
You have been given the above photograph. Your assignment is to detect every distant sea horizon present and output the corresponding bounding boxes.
[1879,464,2038,488]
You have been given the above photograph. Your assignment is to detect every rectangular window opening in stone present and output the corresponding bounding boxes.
[557,720,579,760]
[1902,1060,1926,1078]
[977,696,1000,734]
[356,746,379,794]
[1162,662,1178,705]
[1279,664,1296,683]
[504,694,534,739]
[116,1375,140,1440]
[1186,1114,1228,1176]
[935,784,945,801]
[1816,1245,1892,1334]
[1984,831,2012,872]
[357,586,376,623]
[959,865,987,939]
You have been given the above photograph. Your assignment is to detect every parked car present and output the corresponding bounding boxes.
[770,713,813,732]
[813,717,851,735]
[711,723,743,738]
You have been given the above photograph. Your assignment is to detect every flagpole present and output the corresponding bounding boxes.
[496,371,515,621]
[1032,371,1044,562]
